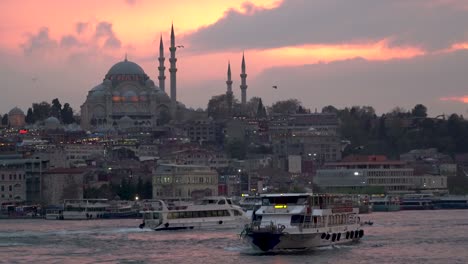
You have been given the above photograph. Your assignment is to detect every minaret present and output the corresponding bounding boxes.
[169,23,177,113]
[158,35,166,92]
[226,61,233,114]
[240,52,248,106]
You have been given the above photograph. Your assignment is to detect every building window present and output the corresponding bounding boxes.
[1,186,3,191]
[9,185,12,191]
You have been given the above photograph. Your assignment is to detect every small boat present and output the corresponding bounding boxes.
[240,193,365,252]
[140,197,249,231]
[45,208,63,220]
[400,194,434,210]
[362,220,373,226]
[62,199,109,220]
[104,202,139,219]
[369,195,400,212]
[432,195,468,209]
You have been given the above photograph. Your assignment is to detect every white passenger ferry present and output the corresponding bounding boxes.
[62,199,109,220]
[240,193,365,252]
[140,197,249,231]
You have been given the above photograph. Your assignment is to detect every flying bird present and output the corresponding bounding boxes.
[272,85,278,89]
[176,45,184,48]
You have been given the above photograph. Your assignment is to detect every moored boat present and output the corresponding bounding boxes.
[140,196,249,231]
[369,195,400,212]
[62,199,109,220]
[400,194,434,210]
[240,193,365,252]
[432,195,468,209]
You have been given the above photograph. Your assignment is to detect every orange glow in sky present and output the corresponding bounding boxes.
[440,96,468,103]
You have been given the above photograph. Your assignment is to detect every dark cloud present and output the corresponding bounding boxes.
[250,50,468,116]
[75,22,88,34]
[184,0,468,52]
[95,22,122,49]
[21,27,58,55]
[60,35,80,48]
[104,35,122,49]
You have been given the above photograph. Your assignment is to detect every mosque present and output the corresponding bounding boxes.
[80,24,249,131]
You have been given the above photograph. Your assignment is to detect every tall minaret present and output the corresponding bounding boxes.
[226,61,233,114]
[158,35,166,92]
[169,23,177,113]
[240,52,248,106]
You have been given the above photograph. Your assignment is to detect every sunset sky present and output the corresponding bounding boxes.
[1,0,468,116]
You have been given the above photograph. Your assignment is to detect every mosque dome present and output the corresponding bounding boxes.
[107,59,146,75]
[44,116,60,129]
[8,107,25,116]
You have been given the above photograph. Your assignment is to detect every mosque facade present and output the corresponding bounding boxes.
[81,24,250,131]
[80,25,179,131]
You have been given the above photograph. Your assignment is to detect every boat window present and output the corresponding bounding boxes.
[262,196,309,206]
[227,199,232,205]
[218,200,226,205]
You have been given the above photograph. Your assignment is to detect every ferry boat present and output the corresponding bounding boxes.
[238,195,262,219]
[432,195,468,209]
[369,195,400,212]
[62,199,109,220]
[240,193,365,252]
[400,193,434,210]
[45,207,63,220]
[104,202,139,219]
[140,197,249,231]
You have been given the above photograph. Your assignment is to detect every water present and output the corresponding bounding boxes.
[1,210,468,264]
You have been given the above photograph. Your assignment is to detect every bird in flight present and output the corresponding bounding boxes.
[272,85,278,89]
[177,45,184,48]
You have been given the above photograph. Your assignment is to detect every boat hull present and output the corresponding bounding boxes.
[148,217,248,231]
[243,228,363,252]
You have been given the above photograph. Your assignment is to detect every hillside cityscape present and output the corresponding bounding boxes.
[1,26,468,217]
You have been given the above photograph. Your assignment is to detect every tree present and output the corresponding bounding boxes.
[411,104,427,118]
[207,94,231,119]
[143,180,153,199]
[25,108,35,124]
[225,138,246,159]
[1,114,8,126]
[322,105,338,114]
[256,98,267,118]
[61,103,75,124]
[51,98,62,119]
[270,99,303,114]
[32,101,51,121]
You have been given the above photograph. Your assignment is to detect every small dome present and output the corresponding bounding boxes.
[8,107,24,116]
[145,79,155,87]
[91,83,105,91]
[44,116,60,129]
[45,116,60,124]
[107,60,146,75]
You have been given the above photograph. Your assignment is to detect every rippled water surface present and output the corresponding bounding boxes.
[1,210,468,264]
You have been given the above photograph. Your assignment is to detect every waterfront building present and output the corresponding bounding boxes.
[269,113,341,169]
[63,144,106,166]
[0,155,49,203]
[41,168,85,206]
[160,148,229,169]
[152,164,218,199]
[184,118,223,144]
[0,163,26,204]
[314,155,415,194]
